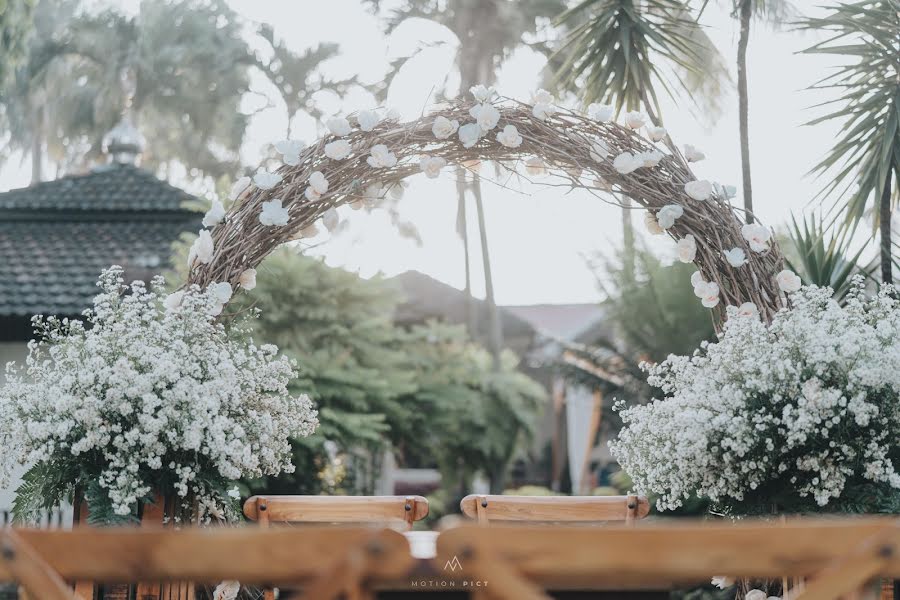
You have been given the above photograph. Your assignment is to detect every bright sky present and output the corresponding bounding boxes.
[0,0,847,305]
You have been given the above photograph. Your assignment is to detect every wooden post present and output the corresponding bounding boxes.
[475,496,489,525]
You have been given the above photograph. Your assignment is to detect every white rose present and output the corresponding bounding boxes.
[694,281,720,308]
[587,103,614,122]
[326,117,351,137]
[253,170,282,191]
[309,171,329,194]
[690,270,705,288]
[229,176,250,201]
[496,124,523,148]
[322,207,340,232]
[776,269,802,293]
[724,248,747,267]
[524,156,547,177]
[469,84,495,103]
[532,103,555,121]
[356,110,380,131]
[624,111,647,129]
[656,204,684,229]
[710,577,734,590]
[202,200,225,228]
[469,103,500,130]
[676,234,696,263]
[458,123,482,148]
[238,268,257,290]
[274,139,305,166]
[324,139,352,160]
[188,230,214,266]
[613,152,641,174]
[163,291,185,311]
[209,281,233,304]
[648,126,667,142]
[366,144,397,168]
[644,211,664,235]
[432,116,460,139]
[259,199,290,227]
[638,150,664,168]
[741,223,772,252]
[736,302,758,318]
[419,156,447,179]
[590,139,610,161]
[212,580,240,600]
[684,144,705,162]
[684,180,712,201]
[745,590,767,600]
[532,89,553,105]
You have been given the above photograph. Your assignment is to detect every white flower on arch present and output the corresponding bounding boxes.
[724,248,747,267]
[684,144,705,162]
[684,180,712,201]
[259,199,290,227]
[469,103,501,131]
[356,110,380,131]
[326,117,351,137]
[253,170,282,191]
[677,234,697,263]
[776,269,802,293]
[203,200,225,228]
[496,125,523,148]
[419,156,447,179]
[741,223,772,253]
[274,140,305,166]
[624,111,647,129]
[656,204,684,229]
[188,230,214,266]
[587,103,614,122]
[432,116,459,140]
[458,123,482,148]
[367,144,397,168]
[324,139,352,160]
[469,84,495,103]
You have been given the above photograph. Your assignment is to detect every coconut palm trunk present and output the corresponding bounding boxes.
[737,0,754,224]
[880,171,893,284]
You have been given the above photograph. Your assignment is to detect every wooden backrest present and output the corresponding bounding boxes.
[459,494,650,524]
[243,495,429,530]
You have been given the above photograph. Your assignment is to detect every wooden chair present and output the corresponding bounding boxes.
[243,495,429,530]
[459,494,650,525]
[244,495,428,600]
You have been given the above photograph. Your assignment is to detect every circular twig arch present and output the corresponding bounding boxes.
[188,98,785,324]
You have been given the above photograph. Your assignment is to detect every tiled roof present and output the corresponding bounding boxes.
[0,164,201,327]
[0,164,193,212]
[0,220,197,317]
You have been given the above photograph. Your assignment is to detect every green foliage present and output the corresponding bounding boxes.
[785,214,874,302]
[12,460,76,524]
[0,0,35,86]
[553,0,729,121]
[801,1,900,227]
[234,250,544,497]
[592,242,716,365]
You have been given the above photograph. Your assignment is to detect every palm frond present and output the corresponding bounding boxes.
[799,0,900,231]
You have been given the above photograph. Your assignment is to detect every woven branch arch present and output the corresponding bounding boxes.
[187,98,786,325]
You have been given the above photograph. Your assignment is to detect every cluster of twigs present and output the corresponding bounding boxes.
[188,98,785,325]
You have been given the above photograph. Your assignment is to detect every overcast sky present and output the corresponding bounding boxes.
[0,1,849,305]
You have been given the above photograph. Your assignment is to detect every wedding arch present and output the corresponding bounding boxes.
[187,91,787,324]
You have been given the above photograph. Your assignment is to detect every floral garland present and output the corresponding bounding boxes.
[187,86,796,325]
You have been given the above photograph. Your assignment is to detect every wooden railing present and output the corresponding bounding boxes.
[0,518,897,600]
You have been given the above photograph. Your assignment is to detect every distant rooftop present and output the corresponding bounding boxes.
[503,303,606,342]
[0,164,200,339]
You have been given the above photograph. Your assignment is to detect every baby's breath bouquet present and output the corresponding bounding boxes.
[611,281,900,515]
[0,267,318,523]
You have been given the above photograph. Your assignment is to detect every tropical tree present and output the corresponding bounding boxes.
[553,0,729,270]
[1,0,353,184]
[801,0,900,285]
[368,0,565,368]
[712,0,793,223]
[0,0,35,86]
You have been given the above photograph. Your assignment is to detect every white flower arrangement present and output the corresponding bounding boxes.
[0,268,318,521]
[611,281,900,514]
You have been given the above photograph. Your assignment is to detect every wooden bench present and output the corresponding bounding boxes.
[459,494,650,524]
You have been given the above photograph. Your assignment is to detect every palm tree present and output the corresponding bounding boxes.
[554,0,729,271]
[370,0,564,373]
[801,0,900,284]
[724,0,794,223]
[1,0,350,183]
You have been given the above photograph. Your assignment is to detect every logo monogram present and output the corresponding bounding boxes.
[443,555,463,572]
